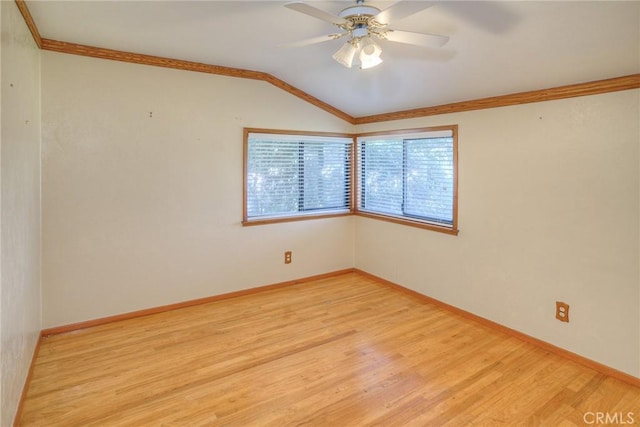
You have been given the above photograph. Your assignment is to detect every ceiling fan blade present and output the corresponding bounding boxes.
[384,29,449,48]
[279,33,347,48]
[284,2,347,26]
[374,1,436,25]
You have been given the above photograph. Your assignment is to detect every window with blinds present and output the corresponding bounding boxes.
[244,130,353,224]
[356,127,457,232]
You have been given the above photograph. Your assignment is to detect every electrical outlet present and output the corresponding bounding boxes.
[556,301,569,322]
[284,251,292,264]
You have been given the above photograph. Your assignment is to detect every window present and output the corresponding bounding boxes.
[243,129,353,224]
[356,126,458,234]
[243,126,458,235]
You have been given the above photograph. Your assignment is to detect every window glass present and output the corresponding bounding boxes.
[356,127,457,232]
[244,130,353,224]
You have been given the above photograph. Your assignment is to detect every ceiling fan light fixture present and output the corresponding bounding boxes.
[359,38,382,69]
[333,41,358,68]
[360,54,383,69]
[285,0,450,70]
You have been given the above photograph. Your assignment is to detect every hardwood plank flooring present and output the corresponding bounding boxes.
[19,272,640,426]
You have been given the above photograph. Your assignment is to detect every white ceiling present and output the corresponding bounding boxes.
[26,1,640,118]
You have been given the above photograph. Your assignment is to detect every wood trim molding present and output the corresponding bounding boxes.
[354,269,640,388]
[355,211,459,235]
[40,268,356,336]
[243,212,353,227]
[354,74,640,124]
[17,267,640,425]
[242,127,355,226]
[14,1,640,125]
[39,39,640,125]
[353,124,459,235]
[14,0,42,49]
[41,39,267,79]
[13,334,43,427]
[261,74,355,124]
[40,39,356,124]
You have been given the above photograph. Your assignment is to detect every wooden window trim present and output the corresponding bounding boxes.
[242,211,353,227]
[242,128,355,226]
[355,211,459,235]
[354,125,459,236]
[243,126,458,236]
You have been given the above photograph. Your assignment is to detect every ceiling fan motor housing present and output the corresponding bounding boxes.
[338,5,381,20]
[338,2,384,39]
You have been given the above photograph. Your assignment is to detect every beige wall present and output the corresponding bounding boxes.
[41,51,354,328]
[354,91,640,377]
[40,47,639,378]
[1,1,42,425]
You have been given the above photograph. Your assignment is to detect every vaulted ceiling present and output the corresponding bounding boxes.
[24,1,640,118]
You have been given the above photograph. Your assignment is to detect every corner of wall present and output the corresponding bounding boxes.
[1,1,43,425]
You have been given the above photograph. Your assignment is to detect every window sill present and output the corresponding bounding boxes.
[355,211,459,236]
[242,210,458,235]
[242,211,353,226]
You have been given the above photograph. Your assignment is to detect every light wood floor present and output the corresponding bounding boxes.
[19,272,640,426]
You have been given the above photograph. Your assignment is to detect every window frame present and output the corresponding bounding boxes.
[242,126,458,236]
[242,128,355,226]
[354,126,458,235]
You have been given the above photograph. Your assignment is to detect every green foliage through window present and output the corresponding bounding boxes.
[357,128,456,229]
[245,131,352,221]
[244,127,457,233]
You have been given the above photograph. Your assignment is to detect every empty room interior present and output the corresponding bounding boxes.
[2,0,640,425]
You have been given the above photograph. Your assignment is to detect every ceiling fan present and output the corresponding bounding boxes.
[283,0,449,69]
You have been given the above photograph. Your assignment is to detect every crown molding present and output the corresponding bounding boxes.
[40,39,356,124]
[15,0,640,126]
[15,0,42,48]
[354,74,640,124]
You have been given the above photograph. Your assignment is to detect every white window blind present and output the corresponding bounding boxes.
[357,129,455,228]
[246,132,352,221]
